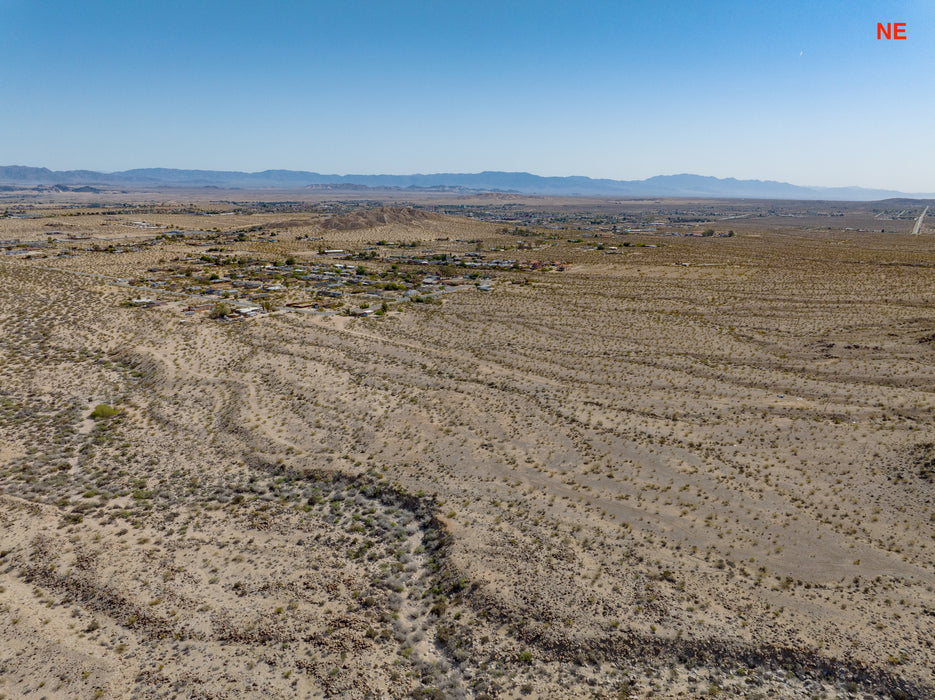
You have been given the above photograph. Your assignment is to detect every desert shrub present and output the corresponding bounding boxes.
[90,404,119,420]
[209,302,231,319]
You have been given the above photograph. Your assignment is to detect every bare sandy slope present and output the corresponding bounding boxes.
[1,216,934,699]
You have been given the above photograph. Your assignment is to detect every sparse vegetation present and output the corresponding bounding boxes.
[0,196,932,699]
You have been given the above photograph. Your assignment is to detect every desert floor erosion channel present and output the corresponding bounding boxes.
[0,193,934,699]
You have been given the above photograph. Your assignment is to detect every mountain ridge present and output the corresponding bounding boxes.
[1,165,931,201]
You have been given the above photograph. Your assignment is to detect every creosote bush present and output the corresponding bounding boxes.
[90,404,119,420]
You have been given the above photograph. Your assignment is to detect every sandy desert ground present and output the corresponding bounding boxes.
[1,196,933,698]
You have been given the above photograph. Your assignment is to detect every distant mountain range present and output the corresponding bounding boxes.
[1,166,931,201]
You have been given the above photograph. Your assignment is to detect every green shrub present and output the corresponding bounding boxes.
[90,404,119,420]
[209,302,231,319]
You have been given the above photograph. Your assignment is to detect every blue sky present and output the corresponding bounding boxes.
[1,0,932,190]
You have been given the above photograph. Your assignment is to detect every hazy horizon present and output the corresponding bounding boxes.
[4,164,935,199]
[2,1,932,191]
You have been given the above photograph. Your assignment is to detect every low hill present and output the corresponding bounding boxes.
[322,206,440,230]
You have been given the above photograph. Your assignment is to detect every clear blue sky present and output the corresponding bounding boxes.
[1,0,932,190]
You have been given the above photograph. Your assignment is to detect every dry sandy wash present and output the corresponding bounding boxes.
[0,199,934,699]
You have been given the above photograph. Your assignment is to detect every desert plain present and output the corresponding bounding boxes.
[0,190,933,698]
